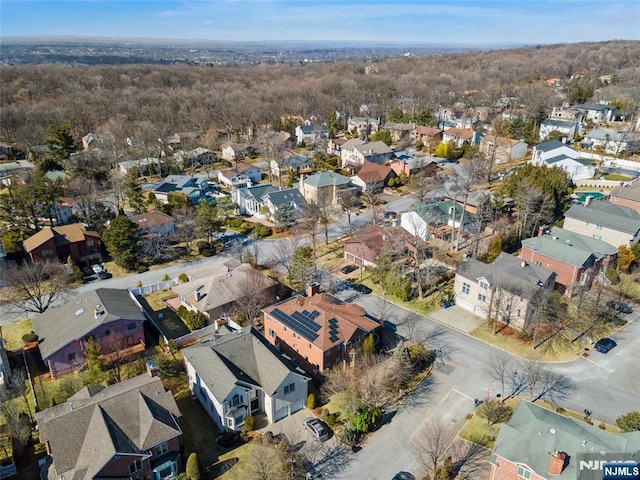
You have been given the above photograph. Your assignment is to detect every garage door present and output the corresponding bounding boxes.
[274,405,289,422]
[455,298,475,313]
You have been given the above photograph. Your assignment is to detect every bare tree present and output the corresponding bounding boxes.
[1,260,74,315]
[410,419,456,477]
[107,170,127,213]
[172,206,197,257]
[270,236,302,281]
[533,369,574,403]
[246,444,282,480]
[65,176,103,227]
[338,190,361,234]
[476,399,513,426]
[232,274,276,326]
[483,352,514,397]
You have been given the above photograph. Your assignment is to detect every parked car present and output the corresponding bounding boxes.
[383,211,397,218]
[302,417,330,441]
[606,300,632,314]
[593,337,617,354]
[349,283,372,294]
[341,264,357,274]
[392,473,415,480]
[98,271,113,280]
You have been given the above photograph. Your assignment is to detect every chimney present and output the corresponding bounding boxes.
[306,282,320,297]
[538,225,548,237]
[548,450,567,476]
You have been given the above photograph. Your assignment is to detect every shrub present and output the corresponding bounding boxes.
[178,273,189,283]
[326,413,337,427]
[162,273,171,281]
[307,393,316,410]
[196,240,210,250]
[244,415,255,432]
[199,247,214,257]
[255,225,272,238]
[263,431,273,444]
[186,453,201,480]
[337,425,359,445]
[599,423,606,430]
[136,264,149,273]
[22,331,38,343]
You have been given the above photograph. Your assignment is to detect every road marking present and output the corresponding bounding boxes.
[581,356,614,372]
[451,389,474,400]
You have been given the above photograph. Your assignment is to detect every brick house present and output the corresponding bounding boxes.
[520,226,617,294]
[381,122,415,143]
[562,197,640,247]
[23,223,102,267]
[130,210,176,237]
[299,171,355,204]
[32,289,146,378]
[441,128,475,147]
[490,401,640,480]
[351,161,394,193]
[36,373,183,480]
[609,179,640,214]
[454,252,555,330]
[344,225,409,268]
[262,285,380,374]
[411,126,443,148]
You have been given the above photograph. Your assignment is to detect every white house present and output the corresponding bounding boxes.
[530,140,596,181]
[577,103,617,124]
[217,162,262,189]
[539,119,579,142]
[581,129,640,155]
[221,143,238,162]
[183,327,309,431]
[295,124,329,146]
[340,139,393,168]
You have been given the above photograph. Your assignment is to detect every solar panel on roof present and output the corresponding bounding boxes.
[271,308,319,342]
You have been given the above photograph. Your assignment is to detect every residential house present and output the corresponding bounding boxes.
[299,171,355,203]
[172,261,278,321]
[389,155,440,177]
[217,162,262,189]
[261,188,306,218]
[118,157,162,175]
[327,137,348,156]
[382,122,415,143]
[344,225,408,268]
[174,147,216,166]
[36,373,183,480]
[351,161,393,193]
[454,252,555,330]
[0,160,33,186]
[581,129,640,155]
[151,174,212,204]
[340,139,393,168]
[550,106,585,124]
[81,132,114,151]
[490,401,640,480]
[0,330,10,388]
[32,289,146,378]
[443,189,494,215]
[23,223,102,267]
[411,126,443,149]
[270,151,313,181]
[263,284,381,374]
[577,102,617,123]
[183,326,309,431]
[347,117,380,137]
[441,128,475,147]
[400,200,477,242]
[520,226,618,293]
[610,180,640,214]
[233,184,280,216]
[563,198,640,247]
[538,119,579,142]
[295,123,329,146]
[130,211,176,237]
[530,140,596,181]
[479,136,528,163]
[221,143,239,162]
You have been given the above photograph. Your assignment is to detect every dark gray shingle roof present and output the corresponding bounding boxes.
[564,199,640,234]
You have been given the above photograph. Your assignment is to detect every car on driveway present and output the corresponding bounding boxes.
[392,473,415,480]
[606,300,633,314]
[348,282,372,294]
[594,337,617,354]
[383,211,397,218]
[341,264,357,274]
[302,417,330,441]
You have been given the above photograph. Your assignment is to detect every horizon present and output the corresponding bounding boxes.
[1,1,639,45]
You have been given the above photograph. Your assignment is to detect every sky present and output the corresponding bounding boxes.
[1,0,639,45]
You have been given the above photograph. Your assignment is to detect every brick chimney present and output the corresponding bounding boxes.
[538,225,548,237]
[306,282,320,297]
[548,450,567,475]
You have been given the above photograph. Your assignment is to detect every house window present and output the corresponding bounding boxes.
[231,394,241,406]
[308,343,312,349]
[462,282,470,294]
[517,310,521,317]
[129,459,143,474]
[155,442,168,456]
[269,329,276,339]
[86,239,94,246]
[68,353,76,362]
[595,225,603,230]
[41,249,53,257]
[479,281,488,290]
[283,326,287,332]
[127,322,137,330]
[535,261,542,266]
[284,383,295,395]
[517,466,531,480]
[477,294,486,302]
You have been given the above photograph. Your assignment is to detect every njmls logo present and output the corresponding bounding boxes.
[602,462,640,480]
[580,461,639,471]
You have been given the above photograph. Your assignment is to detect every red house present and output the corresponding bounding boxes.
[36,372,183,480]
[23,223,102,267]
[32,289,146,378]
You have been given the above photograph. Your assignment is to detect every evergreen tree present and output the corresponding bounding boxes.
[102,214,140,270]
[288,246,314,289]
[371,129,392,146]
[195,200,222,242]
[42,123,76,172]
[124,167,145,213]
[327,110,339,138]
[273,204,298,231]
[84,338,105,386]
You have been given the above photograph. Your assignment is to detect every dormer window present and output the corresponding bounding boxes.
[517,465,531,480]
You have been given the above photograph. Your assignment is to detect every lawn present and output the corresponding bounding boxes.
[469,323,584,362]
[214,443,285,480]
[603,173,634,182]
[1,319,33,351]
[459,397,521,450]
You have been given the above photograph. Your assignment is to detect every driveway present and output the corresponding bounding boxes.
[429,305,484,333]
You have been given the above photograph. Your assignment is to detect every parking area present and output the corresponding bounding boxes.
[429,305,484,333]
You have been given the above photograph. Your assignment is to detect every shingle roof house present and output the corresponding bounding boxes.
[610,179,640,214]
[563,198,640,247]
[32,289,146,378]
[23,223,102,267]
[263,285,380,373]
[36,373,183,480]
[490,401,640,480]
[454,252,555,330]
[183,326,309,431]
[299,171,354,203]
[351,161,393,192]
[521,226,617,293]
[340,139,393,168]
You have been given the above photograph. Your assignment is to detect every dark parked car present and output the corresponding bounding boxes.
[594,337,617,354]
[302,417,330,441]
[383,211,397,218]
[392,473,415,480]
[606,300,632,314]
[350,283,372,294]
[341,264,358,274]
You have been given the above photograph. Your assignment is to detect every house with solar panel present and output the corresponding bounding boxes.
[182,327,309,431]
[262,284,381,374]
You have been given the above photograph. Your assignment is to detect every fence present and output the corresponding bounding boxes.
[129,279,178,297]
[174,318,243,348]
[573,179,631,189]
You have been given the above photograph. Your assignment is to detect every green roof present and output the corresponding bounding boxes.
[565,200,640,235]
[413,199,476,224]
[303,171,351,188]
